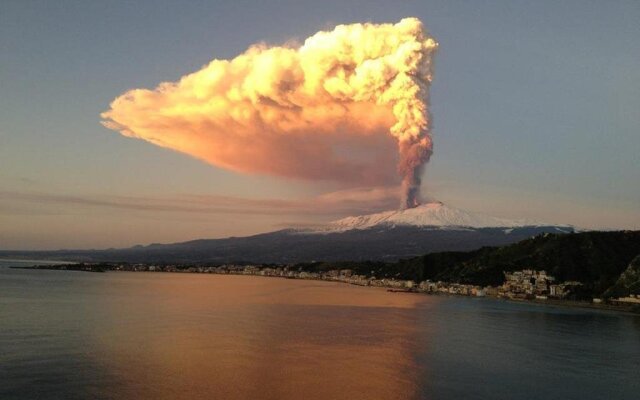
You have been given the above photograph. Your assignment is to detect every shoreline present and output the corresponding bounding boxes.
[500,296,640,315]
[11,263,640,315]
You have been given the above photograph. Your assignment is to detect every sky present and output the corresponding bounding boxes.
[1,0,639,250]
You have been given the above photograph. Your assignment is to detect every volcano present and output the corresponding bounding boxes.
[0,202,574,264]
[314,202,564,232]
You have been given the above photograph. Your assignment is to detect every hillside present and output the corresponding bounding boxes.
[0,226,566,264]
[435,231,640,294]
[602,255,640,298]
[0,202,571,263]
[294,230,640,298]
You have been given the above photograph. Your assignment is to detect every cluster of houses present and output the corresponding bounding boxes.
[499,269,582,300]
[114,263,420,288]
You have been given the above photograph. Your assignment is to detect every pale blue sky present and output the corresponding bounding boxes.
[1,0,638,249]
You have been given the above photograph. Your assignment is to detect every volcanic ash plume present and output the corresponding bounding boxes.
[101,18,437,208]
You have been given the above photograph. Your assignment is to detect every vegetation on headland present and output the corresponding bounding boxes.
[602,255,640,298]
[295,231,640,298]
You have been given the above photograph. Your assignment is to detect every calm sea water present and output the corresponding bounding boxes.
[1,260,639,400]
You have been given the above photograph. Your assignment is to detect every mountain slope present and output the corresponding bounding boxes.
[317,202,559,232]
[0,203,573,264]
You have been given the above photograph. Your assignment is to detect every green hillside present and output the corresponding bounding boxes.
[296,230,640,298]
[432,231,640,294]
[602,255,640,298]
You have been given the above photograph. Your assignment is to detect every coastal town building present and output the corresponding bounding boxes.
[500,269,555,298]
[499,269,584,299]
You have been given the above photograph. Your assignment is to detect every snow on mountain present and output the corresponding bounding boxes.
[313,202,561,233]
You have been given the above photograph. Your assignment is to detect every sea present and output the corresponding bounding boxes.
[1,259,639,400]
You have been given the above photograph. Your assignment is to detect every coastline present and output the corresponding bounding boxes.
[501,296,640,315]
[0,258,78,265]
[11,262,640,315]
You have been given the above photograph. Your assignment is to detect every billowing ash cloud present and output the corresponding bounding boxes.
[102,18,437,209]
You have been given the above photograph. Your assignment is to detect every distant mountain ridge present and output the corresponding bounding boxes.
[0,203,574,264]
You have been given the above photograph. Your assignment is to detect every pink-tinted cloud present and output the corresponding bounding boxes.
[101,18,437,194]
[0,187,399,219]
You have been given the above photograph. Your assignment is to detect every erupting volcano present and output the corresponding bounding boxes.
[102,18,438,209]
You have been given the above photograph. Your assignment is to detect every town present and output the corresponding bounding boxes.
[38,262,639,309]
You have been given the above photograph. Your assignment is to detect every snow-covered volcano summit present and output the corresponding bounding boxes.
[319,202,559,232]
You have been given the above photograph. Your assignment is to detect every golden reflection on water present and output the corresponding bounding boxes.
[90,274,431,400]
